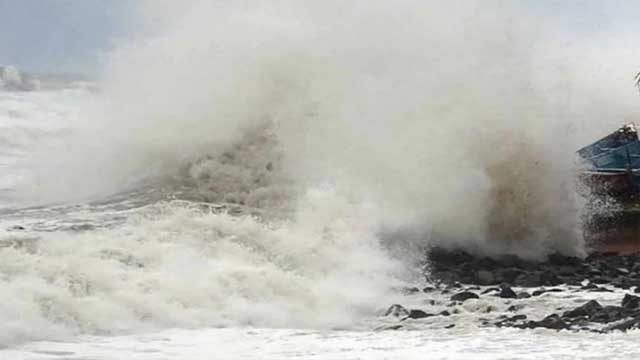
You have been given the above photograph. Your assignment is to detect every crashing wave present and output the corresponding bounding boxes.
[0,65,40,91]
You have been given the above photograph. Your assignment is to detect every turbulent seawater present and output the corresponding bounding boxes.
[0,76,638,360]
[4,1,640,358]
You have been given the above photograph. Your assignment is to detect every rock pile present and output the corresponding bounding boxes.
[426,248,640,290]
[382,248,640,333]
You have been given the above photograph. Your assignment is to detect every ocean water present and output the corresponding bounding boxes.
[4,1,640,358]
[0,88,639,359]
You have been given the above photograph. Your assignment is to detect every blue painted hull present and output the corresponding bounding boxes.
[578,124,640,196]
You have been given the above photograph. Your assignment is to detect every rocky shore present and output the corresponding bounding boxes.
[383,248,640,333]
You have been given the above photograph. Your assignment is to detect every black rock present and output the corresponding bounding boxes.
[591,306,628,323]
[444,324,455,329]
[495,314,527,327]
[439,310,450,316]
[540,271,562,286]
[562,300,602,319]
[622,294,640,310]
[451,291,479,302]
[532,289,546,296]
[498,286,517,299]
[423,286,437,293]
[589,286,613,293]
[592,276,613,284]
[581,283,598,290]
[606,316,640,332]
[517,291,531,299]
[532,288,563,297]
[537,314,569,330]
[507,304,525,312]
[481,287,500,295]
[406,309,434,319]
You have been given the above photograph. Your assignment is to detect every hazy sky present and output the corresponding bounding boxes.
[0,0,128,73]
[0,1,637,74]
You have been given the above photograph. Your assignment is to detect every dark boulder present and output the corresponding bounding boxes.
[406,309,435,319]
[540,271,562,286]
[495,314,527,327]
[606,316,640,332]
[498,286,517,299]
[622,294,640,310]
[535,314,570,330]
[481,287,500,295]
[562,300,602,319]
[532,288,563,297]
[591,306,628,323]
[451,291,479,302]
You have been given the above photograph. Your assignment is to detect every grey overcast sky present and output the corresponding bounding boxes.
[0,1,638,74]
[0,0,129,73]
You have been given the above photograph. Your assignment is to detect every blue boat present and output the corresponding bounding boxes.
[578,124,640,197]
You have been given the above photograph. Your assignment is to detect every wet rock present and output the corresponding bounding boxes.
[450,291,479,302]
[444,324,455,329]
[606,316,640,332]
[439,310,450,316]
[532,288,563,297]
[532,314,569,330]
[498,285,517,299]
[592,276,613,284]
[540,271,562,286]
[406,309,434,319]
[507,304,525,312]
[481,287,500,295]
[591,306,628,323]
[622,294,640,310]
[589,286,613,293]
[562,300,602,319]
[423,286,437,293]
[384,304,409,317]
[581,282,598,290]
[517,291,531,299]
[496,314,527,327]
